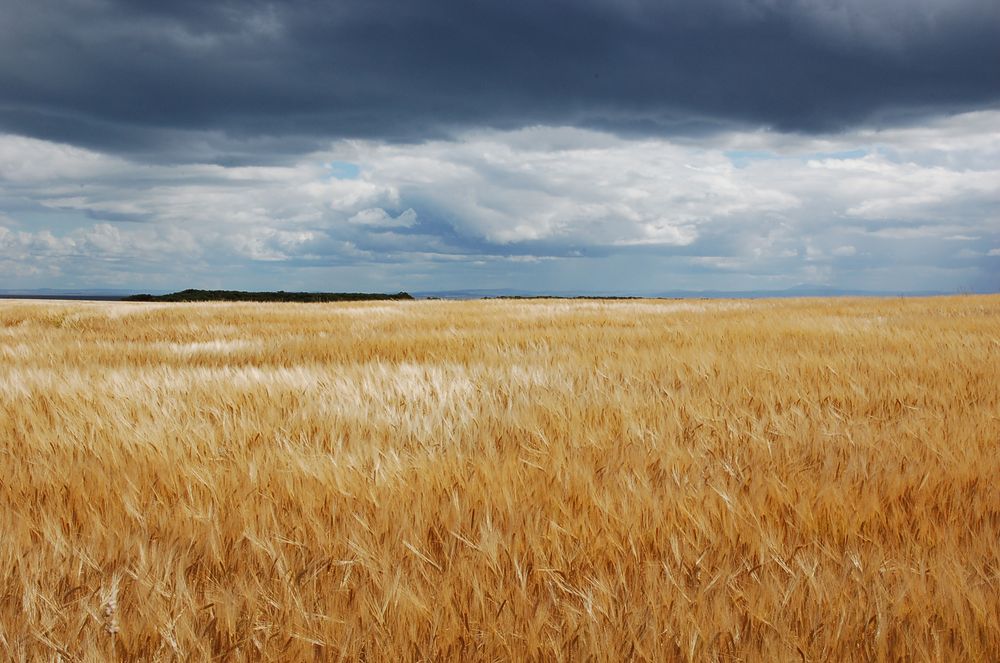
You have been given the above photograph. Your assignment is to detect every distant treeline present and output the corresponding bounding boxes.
[125,289,414,303]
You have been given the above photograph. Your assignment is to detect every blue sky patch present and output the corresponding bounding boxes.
[327,161,361,180]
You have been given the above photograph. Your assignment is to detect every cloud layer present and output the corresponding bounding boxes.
[2,111,998,292]
[1,0,998,159]
[1,1,998,291]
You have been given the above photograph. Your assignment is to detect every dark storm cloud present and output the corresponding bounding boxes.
[1,0,998,158]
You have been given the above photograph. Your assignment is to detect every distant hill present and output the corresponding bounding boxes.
[124,289,414,303]
[412,285,952,300]
[0,285,968,303]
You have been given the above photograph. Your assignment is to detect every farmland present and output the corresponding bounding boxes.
[1,296,998,660]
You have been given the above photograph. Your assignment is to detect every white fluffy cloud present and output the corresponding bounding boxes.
[336,129,798,246]
[1,110,998,291]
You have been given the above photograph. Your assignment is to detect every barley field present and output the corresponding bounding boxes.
[0,296,998,661]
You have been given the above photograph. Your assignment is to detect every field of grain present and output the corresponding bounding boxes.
[0,296,998,661]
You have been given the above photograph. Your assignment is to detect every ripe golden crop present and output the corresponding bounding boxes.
[1,297,998,660]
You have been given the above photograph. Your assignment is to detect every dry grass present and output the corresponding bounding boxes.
[0,296,998,661]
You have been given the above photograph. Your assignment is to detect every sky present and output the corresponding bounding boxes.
[1,0,999,294]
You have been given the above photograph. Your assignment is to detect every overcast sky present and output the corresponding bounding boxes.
[1,0,998,293]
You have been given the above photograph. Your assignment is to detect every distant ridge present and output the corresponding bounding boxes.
[1,285,976,303]
[412,285,953,300]
[123,289,413,303]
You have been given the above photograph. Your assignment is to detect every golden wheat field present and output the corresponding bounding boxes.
[0,296,998,661]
